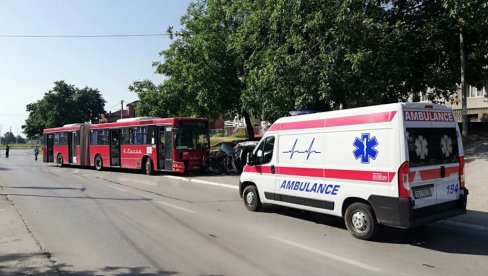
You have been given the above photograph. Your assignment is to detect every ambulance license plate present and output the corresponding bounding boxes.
[413,188,432,199]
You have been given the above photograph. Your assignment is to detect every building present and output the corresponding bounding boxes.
[99,101,138,123]
[445,85,488,122]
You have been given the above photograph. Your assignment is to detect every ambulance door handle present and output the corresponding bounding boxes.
[270,165,275,174]
[440,166,445,178]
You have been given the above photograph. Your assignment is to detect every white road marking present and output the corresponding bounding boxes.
[163,175,238,190]
[163,175,189,182]
[157,200,195,214]
[107,185,129,193]
[190,179,238,190]
[72,174,84,180]
[118,177,157,186]
[269,235,381,272]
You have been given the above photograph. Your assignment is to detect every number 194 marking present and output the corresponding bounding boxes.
[447,184,459,195]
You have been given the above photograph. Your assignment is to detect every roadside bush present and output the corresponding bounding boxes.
[233,128,247,138]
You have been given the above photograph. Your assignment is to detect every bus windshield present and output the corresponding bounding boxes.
[175,120,209,150]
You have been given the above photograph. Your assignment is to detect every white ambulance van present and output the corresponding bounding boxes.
[239,103,468,240]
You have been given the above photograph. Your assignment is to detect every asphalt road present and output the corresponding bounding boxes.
[1,150,488,275]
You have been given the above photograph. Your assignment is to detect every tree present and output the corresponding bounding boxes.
[132,0,255,139]
[231,0,488,122]
[1,132,16,144]
[440,0,488,135]
[16,135,26,144]
[22,81,106,138]
[135,0,488,130]
[230,0,410,121]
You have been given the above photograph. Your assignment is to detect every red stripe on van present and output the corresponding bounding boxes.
[276,167,324,177]
[268,111,397,131]
[408,166,460,182]
[325,169,395,183]
[326,111,397,127]
[243,165,395,183]
[269,119,325,131]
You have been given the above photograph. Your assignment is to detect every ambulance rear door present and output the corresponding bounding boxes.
[403,106,461,208]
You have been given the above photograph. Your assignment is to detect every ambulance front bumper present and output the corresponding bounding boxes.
[368,188,468,229]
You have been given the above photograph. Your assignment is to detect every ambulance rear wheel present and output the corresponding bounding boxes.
[243,185,261,211]
[344,203,379,240]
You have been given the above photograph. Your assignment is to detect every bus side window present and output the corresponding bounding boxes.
[122,128,130,144]
[54,133,60,146]
[91,130,98,145]
[148,126,156,145]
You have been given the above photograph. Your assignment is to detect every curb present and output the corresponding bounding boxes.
[436,220,488,232]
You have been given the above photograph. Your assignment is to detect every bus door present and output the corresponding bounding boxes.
[79,125,90,166]
[158,126,173,170]
[68,131,77,164]
[45,134,54,162]
[110,129,121,167]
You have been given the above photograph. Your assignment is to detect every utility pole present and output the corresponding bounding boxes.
[460,26,468,137]
[121,100,124,119]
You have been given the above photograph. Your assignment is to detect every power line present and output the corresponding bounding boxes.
[0,33,170,38]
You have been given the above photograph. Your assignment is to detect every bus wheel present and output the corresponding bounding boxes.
[145,158,153,175]
[56,155,63,167]
[344,203,379,240]
[95,156,103,171]
[243,185,261,211]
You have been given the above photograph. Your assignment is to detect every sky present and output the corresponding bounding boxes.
[0,0,192,137]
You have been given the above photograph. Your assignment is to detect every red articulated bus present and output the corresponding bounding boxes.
[42,117,210,174]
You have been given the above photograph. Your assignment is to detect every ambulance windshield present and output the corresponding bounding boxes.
[406,128,459,167]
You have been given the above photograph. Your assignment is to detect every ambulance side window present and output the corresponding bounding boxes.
[254,136,275,165]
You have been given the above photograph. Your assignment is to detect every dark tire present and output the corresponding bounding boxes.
[243,185,262,211]
[145,158,153,175]
[56,154,63,167]
[344,202,379,240]
[95,155,103,171]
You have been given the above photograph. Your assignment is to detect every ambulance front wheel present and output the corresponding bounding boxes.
[344,203,379,240]
[243,185,262,211]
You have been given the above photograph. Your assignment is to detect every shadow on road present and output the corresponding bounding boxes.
[0,167,10,171]
[0,253,178,275]
[0,193,152,202]
[464,138,488,163]
[1,186,85,190]
[260,205,488,256]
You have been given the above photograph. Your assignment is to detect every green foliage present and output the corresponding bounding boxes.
[22,81,106,138]
[230,0,488,121]
[233,128,247,138]
[132,0,243,120]
[133,0,488,125]
[1,132,16,144]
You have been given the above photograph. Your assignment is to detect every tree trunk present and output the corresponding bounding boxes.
[243,111,255,140]
[460,26,468,137]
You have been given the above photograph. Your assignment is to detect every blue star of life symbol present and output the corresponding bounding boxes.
[353,133,378,164]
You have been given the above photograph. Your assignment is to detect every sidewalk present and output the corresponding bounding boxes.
[0,193,57,275]
[440,137,488,232]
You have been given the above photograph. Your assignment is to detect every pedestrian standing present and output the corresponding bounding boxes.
[5,144,9,158]
[34,145,39,161]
